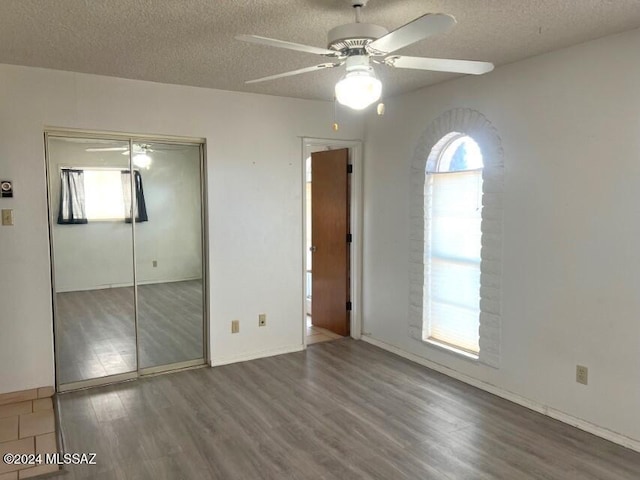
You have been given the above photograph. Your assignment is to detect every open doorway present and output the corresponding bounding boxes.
[302,139,362,347]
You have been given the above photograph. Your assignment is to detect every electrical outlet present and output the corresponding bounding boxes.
[231,320,240,334]
[259,314,266,327]
[576,365,588,385]
[152,260,158,268]
[2,209,14,226]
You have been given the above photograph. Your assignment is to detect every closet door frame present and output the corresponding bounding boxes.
[45,128,209,393]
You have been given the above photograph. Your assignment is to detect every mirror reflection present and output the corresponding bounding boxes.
[48,136,205,387]
[134,142,204,369]
[49,137,137,385]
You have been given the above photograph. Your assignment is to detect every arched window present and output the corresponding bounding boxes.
[408,109,503,367]
[425,133,483,354]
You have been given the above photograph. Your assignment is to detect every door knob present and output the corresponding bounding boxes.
[310,246,317,252]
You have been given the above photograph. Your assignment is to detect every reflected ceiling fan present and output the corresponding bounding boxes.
[85,144,155,156]
[85,144,155,169]
[236,0,493,110]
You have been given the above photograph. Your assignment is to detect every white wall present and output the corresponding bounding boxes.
[362,27,640,445]
[0,64,363,393]
[48,140,203,292]
[134,146,203,285]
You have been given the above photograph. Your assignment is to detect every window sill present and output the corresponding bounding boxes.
[422,338,479,362]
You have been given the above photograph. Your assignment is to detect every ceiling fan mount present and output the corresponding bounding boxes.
[85,143,155,156]
[236,0,494,110]
[326,23,388,54]
[326,0,386,54]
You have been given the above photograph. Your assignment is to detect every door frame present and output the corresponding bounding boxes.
[301,138,363,346]
[44,127,210,392]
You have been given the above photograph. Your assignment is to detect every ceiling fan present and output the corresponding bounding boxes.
[236,0,494,110]
[85,144,156,156]
[85,144,155,168]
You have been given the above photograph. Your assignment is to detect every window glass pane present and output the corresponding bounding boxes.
[429,301,480,353]
[425,133,483,355]
[429,171,482,261]
[437,135,483,172]
[430,259,481,310]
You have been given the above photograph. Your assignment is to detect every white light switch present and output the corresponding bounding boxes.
[1,209,13,226]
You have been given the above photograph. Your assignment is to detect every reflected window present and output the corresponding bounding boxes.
[58,168,148,223]
[84,169,126,221]
[424,133,483,355]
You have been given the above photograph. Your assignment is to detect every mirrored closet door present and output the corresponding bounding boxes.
[46,133,206,391]
[134,142,204,370]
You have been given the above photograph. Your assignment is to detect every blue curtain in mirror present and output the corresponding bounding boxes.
[121,170,149,223]
[57,169,88,224]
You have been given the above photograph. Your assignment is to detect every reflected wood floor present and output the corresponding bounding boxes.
[52,339,640,479]
[56,280,204,385]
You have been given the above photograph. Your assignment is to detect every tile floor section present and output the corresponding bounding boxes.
[306,316,343,344]
[0,387,59,479]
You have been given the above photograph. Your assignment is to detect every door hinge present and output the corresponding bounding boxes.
[347,164,353,174]
[346,301,352,311]
[346,233,352,243]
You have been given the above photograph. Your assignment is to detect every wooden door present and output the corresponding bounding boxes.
[311,148,350,337]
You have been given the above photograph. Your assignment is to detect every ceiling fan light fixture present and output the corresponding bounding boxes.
[335,56,382,110]
[133,153,152,169]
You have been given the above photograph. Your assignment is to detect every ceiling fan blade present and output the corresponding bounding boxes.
[367,14,456,55]
[245,63,343,84]
[236,34,338,57]
[385,55,494,75]
[123,149,157,155]
[85,147,128,152]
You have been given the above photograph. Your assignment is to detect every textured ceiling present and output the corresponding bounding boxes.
[1,0,640,101]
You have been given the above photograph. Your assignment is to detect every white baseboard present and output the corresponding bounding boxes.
[360,335,640,453]
[56,276,201,293]
[210,344,304,367]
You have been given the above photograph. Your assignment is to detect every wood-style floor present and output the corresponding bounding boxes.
[56,280,204,385]
[52,339,640,479]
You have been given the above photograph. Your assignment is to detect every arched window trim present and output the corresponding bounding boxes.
[409,108,504,368]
